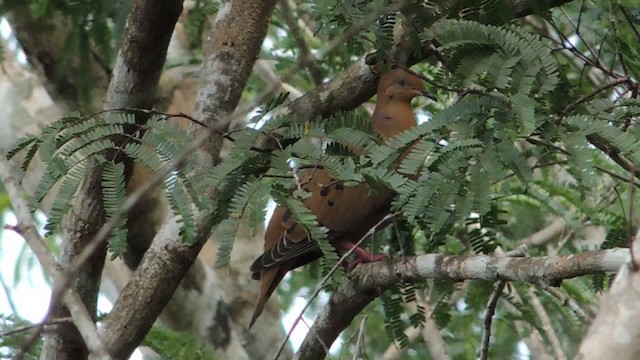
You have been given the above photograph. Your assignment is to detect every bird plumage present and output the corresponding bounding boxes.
[249,68,433,328]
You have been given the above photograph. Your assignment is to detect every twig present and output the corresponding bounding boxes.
[560,7,605,72]
[588,135,640,182]
[273,212,402,360]
[479,280,506,360]
[542,286,593,322]
[607,1,630,80]
[301,317,329,355]
[279,0,323,86]
[527,287,568,360]
[619,5,640,42]
[525,137,569,155]
[352,315,368,360]
[480,246,527,359]
[560,77,632,116]
[499,296,554,359]
[595,165,640,189]
[0,317,73,338]
[0,154,111,360]
[519,218,566,247]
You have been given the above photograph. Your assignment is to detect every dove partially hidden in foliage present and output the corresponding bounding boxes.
[248,68,435,328]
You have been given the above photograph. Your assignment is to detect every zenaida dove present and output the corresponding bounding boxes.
[249,68,435,327]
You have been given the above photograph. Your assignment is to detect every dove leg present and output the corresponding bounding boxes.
[333,240,386,271]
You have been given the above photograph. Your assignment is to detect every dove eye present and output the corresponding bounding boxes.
[397,78,406,86]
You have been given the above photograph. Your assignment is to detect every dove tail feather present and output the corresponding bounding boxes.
[249,267,287,329]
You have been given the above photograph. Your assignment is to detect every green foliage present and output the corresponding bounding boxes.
[143,326,216,360]
[102,161,128,257]
[215,177,265,267]
[381,286,410,348]
[308,0,393,69]
[434,19,559,97]
[0,314,42,359]
[8,112,201,258]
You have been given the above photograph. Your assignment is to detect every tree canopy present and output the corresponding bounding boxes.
[0,0,639,359]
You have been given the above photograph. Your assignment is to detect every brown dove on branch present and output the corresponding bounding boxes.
[249,68,435,327]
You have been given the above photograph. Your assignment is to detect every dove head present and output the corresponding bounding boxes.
[376,68,436,102]
[372,68,434,139]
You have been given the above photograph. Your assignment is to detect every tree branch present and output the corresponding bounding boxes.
[294,248,629,360]
[527,287,567,360]
[480,280,506,360]
[279,0,324,86]
[501,291,554,359]
[543,286,593,322]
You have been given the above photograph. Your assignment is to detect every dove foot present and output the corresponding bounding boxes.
[334,241,386,271]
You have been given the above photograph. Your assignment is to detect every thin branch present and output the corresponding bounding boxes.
[279,0,323,86]
[595,165,640,189]
[587,135,640,181]
[519,218,566,247]
[480,280,506,360]
[542,286,593,322]
[0,317,73,338]
[619,5,640,42]
[607,1,630,80]
[480,247,527,360]
[0,271,18,316]
[500,290,554,360]
[0,153,111,360]
[352,315,368,360]
[527,287,568,360]
[560,77,633,116]
[559,7,605,72]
